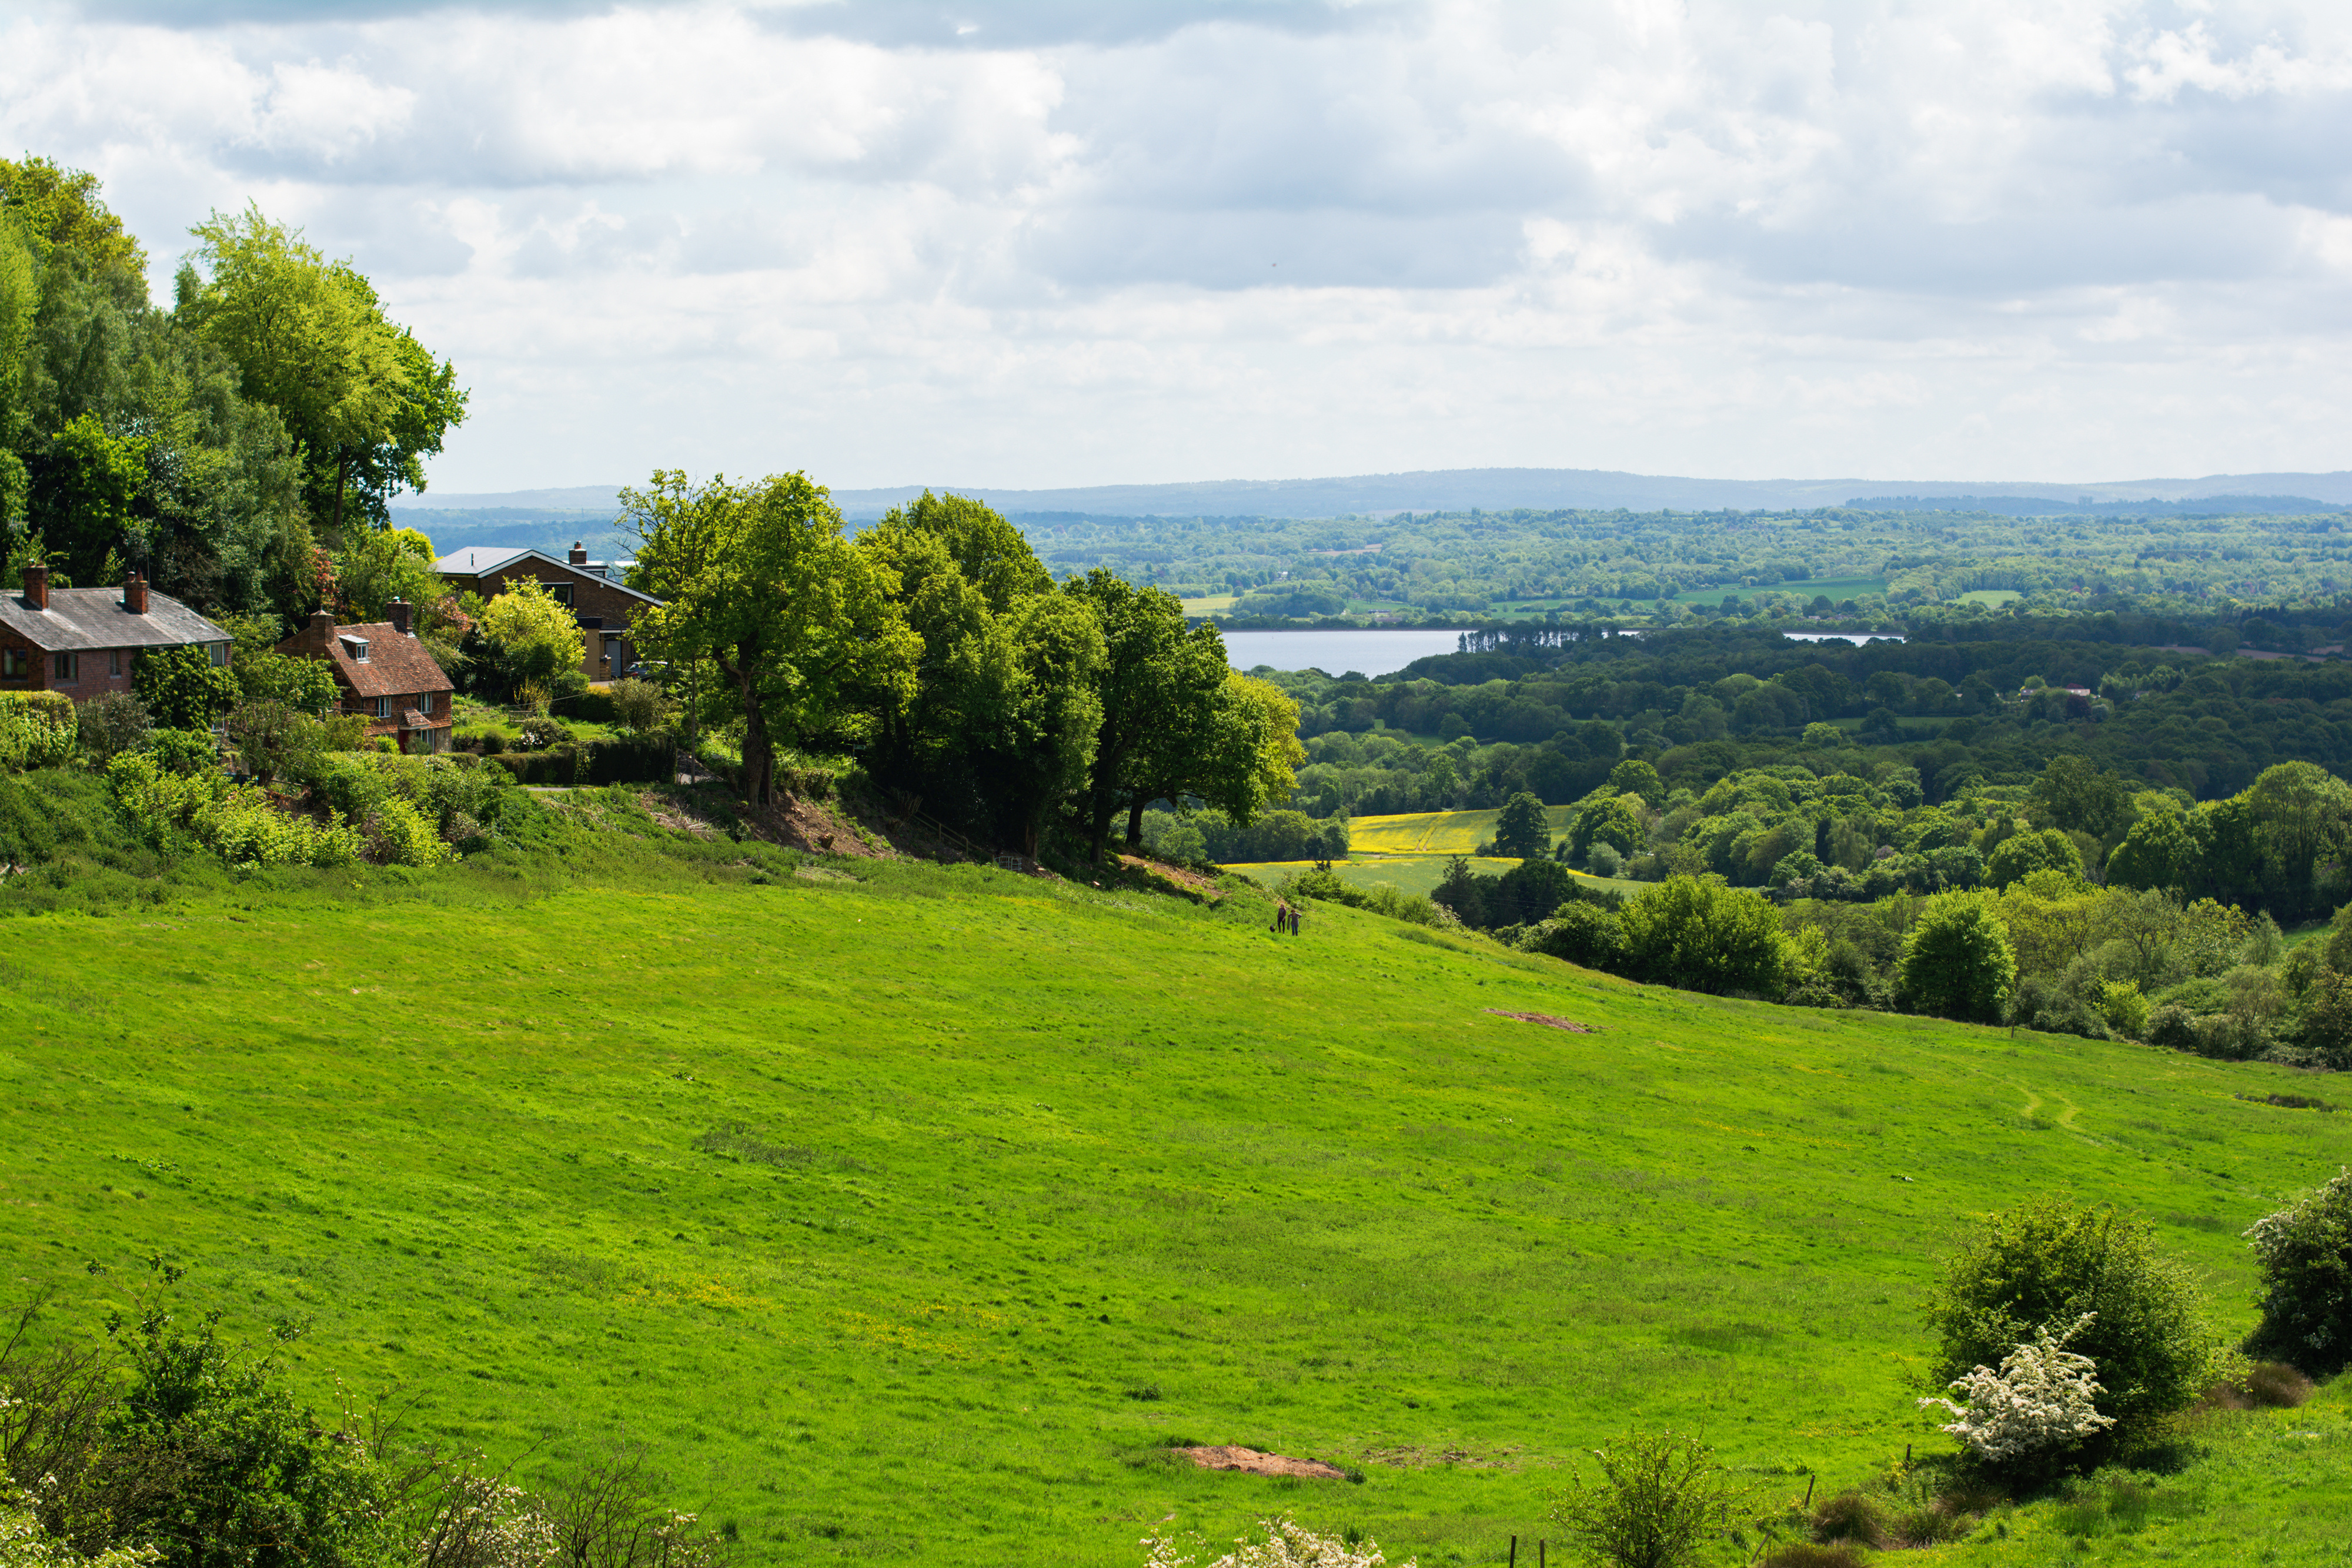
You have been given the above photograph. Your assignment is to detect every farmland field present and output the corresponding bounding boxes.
[1348,805,1577,856]
[3,800,2349,1564]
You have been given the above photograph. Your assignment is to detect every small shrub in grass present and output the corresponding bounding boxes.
[1549,1430,1746,1568]
[2246,1167,2352,1373]
[1142,1515,1411,1568]
[2201,1360,2315,1409]
[1807,1490,1886,1547]
[1758,1547,1866,1568]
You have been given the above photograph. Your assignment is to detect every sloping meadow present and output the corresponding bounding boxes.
[2,828,2348,1563]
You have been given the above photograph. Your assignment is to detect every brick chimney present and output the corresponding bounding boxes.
[124,573,148,614]
[387,598,413,636]
[305,609,335,655]
[21,564,47,610]
[569,540,589,566]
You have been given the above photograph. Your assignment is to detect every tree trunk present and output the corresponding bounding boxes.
[1088,789,1118,866]
[333,449,349,542]
[1126,798,1148,850]
[726,646,773,807]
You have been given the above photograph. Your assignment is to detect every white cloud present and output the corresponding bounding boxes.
[4,0,2351,491]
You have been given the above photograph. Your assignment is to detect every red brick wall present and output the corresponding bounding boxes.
[0,633,133,698]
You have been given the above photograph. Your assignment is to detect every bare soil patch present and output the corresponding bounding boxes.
[1174,1446,1345,1480]
[1484,1009,1594,1033]
[1116,854,1223,899]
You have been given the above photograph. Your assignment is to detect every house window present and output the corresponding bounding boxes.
[52,652,76,683]
[209,643,228,667]
[110,650,122,677]
[376,697,392,719]
[1,648,24,680]
[540,580,575,607]
[419,691,433,716]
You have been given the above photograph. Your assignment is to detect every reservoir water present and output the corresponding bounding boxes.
[1221,628,1467,677]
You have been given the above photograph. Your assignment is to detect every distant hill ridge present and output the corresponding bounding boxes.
[388,466,2352,522]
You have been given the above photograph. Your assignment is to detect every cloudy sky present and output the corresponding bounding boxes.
[6,0,2351,493]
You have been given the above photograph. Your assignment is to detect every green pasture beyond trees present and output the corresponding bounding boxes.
[4,807,2351,1565]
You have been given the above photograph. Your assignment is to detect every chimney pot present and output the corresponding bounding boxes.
[22,564,47,611]
[569,541,589,566]
[124,573,148,615]
[387,598,413,636]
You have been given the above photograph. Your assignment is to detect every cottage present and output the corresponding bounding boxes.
[278,602,456,754]
[0,566,232,700]
[434,543,657,684]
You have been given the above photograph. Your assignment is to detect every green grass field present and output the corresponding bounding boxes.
[1956,589,2026,607]
[4,798,2350,1563]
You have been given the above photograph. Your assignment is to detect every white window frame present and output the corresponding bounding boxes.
[540,580,576,608]
[375,696,393,719]
[419,691,433,716]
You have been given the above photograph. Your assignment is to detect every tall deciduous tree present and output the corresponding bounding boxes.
[1899,891,2016,1022]
[627,470,916,807]
[178,205,465,539]
[1064,568,1230,864]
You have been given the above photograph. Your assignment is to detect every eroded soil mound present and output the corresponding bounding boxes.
[1175,1446,1346,1479]
[1484,1009,1593,1032]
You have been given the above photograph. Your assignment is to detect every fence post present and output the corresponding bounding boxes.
[1508,1537,1515,1568]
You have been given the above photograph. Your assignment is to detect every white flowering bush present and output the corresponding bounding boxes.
[1143,1516,1412,1568]
[1,1485,160,1568]
[1919,1313,2117,1465]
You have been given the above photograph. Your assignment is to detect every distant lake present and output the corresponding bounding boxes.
[1222,629,1467,677]
[1785,630,1906,644]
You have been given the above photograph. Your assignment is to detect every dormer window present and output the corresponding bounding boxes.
[340,634,370,663]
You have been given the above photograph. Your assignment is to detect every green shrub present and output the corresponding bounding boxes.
[74,691,150,764]
[1923,1199,2223,1457]
[1521,901,1626,969]
[607,676,666,732]
[132,644,238,730]
[108,753,362,868]
[2246,1168,2352,1373]
[143,728,219,776]
[1549,1430,1745,1568]
[1617,875,1792,995]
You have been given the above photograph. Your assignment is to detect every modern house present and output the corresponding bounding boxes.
[433,543,657,685]
[0,567,232,698]
[278,602,456,754]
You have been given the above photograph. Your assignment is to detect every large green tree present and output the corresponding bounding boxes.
[178,205,465,540]
[627,469,916,807]
[1898,891,2016,1021]
[1064,567,1231,864]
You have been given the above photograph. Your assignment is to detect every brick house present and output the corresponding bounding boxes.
[0,566,232,700]
[433,543,657,685]
[278,602,456,754]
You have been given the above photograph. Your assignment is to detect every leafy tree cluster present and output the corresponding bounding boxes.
[0,158,465,641]
[626,479,1299,861]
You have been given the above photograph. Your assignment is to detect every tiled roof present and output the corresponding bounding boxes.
[0,587,230,653]
[308,622,455,700]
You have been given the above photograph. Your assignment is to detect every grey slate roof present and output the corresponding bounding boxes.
[0,587,231,653]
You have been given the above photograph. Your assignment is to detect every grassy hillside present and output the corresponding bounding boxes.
[3,790,2349,1564]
